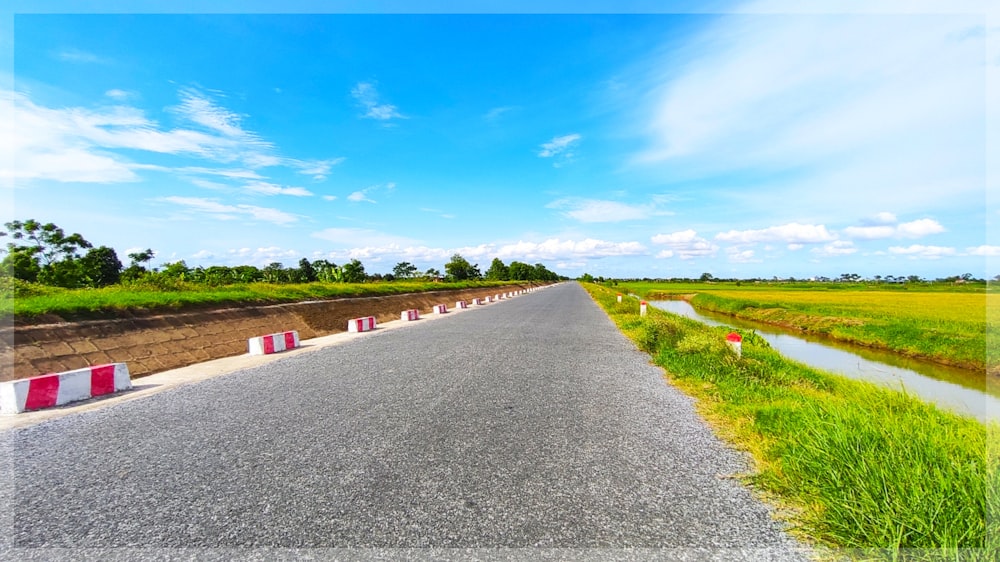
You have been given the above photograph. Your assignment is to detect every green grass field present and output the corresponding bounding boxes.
[0,278,531,321]
[619,281,994,374]
[585,283,998,560]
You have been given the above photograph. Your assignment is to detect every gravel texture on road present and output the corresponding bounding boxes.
[2,283,811,560]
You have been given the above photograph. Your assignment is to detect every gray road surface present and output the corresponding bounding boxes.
[1,283,810,560]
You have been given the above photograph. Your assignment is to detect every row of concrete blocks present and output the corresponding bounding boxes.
[248,289,531,357]
[0,288,539,414]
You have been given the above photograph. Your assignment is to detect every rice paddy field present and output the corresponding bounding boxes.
[620,281,995,374]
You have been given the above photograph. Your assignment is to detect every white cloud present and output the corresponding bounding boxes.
[726,248,759,263]
[160,196,298,225]
[55,49,109,64]
[547,198,649,223]
[966,245,1000,257]
[2,88,342,186]
[538,134,581,166]
[651,229,719,260]
[896,218,946,238]
[346,182,394,204]
[347,191,373,203]
[226,246,299,266]
[191,250,215,260]
[351,82,404,121]
[636,9,988,215]
[322,195,337,201]
[843,225,897,240]
[243,180,313,197]
[867,212,897,225]
[888,245,956,259]
[811,240,857,256]
[105,89,131,100]
[290,157,345,181]
[843,217,945,240]
[715,223,836,244]
[787,243,804,251]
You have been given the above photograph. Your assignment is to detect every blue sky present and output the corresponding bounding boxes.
[3,1,998,279]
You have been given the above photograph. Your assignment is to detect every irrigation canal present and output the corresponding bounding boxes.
[649,300,999,424]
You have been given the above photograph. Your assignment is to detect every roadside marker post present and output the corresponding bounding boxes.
[433,304,448,314]
[617,293,622,303]
[347,317,377,333]
[249,330,300,355]
[401,309,420,321]
[640,301,648,316]
[456,300,468,309]
[726,332,743,358]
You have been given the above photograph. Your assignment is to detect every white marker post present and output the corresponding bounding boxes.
[640,301,648,316]
[617,293,622,303]
[726,332,743,359]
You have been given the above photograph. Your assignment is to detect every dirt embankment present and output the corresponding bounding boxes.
[0,284,540,383]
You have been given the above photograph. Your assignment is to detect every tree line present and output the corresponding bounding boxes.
[0,219,563,288]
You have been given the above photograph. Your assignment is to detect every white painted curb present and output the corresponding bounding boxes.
[248,330,300,355]
[348,316,377,333]
[401,309,420,321]
[1,363,131,414]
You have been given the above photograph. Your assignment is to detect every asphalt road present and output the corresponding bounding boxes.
[1,282,810,560]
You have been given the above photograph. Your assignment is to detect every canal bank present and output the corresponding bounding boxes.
[649,299,999,423]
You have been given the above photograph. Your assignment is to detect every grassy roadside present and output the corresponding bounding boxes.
[584,283,998,560]
[0,278,532,321]
[621,282,992,374]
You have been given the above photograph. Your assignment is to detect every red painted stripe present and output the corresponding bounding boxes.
[25,375,60,411]
[263,335,276,354]
[90,364,116,396]
[283,331,296,349]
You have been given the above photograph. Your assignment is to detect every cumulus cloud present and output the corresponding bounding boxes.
[888,245,956,259]
[715,223,836,244]
[726,248,759,263]
[844,217,946,240]
[651,229,719,259]
[966,245,1000,257]
[811,240,857,257]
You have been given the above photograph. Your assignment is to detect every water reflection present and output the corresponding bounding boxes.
[649,300,999,423]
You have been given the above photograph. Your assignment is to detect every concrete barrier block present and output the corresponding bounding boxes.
[456,300,468,309]
[347,316,377,333]
[0,363,131,414]
[249,330,300,355]
[433,304,448,314]
[401,309,420,321]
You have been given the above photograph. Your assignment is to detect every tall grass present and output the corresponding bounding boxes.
[585,283,998,560]
[1,279,531,320]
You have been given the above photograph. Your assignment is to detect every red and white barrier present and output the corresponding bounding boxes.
[401,309,420,321]
[472,298,483,305]
[348,316,377,333]
[456,300,468,309]
[433,304,448,314]
[249,330,300,355]
[640,301,648,316]
[726,332,743,358]
[495,294,502,300]
[0,363,131,414]
[485,296,494,303]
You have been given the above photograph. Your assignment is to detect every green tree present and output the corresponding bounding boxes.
[444,253,480,281]
[579,273,595,283]
[79,246,122,287]
[508,261,532,281]
[424,267,441,280]
[297,258,317,283]
[1,219,92,266]
[393,261,419,279]
[484,258,509,281]
[341,259,366,283]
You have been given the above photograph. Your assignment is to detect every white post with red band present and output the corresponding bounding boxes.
[640,301,648,316]
[456,300,468,309]
[433,304,448,314]
[248,330,300,355]
[471,298,483,305]
[0,363,132,414]
[726,332,743,358]
[347,316,377,333]
[401,309,420,321]
[617,293,623,303]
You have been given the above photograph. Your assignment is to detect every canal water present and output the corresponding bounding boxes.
[649,300,999,423]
